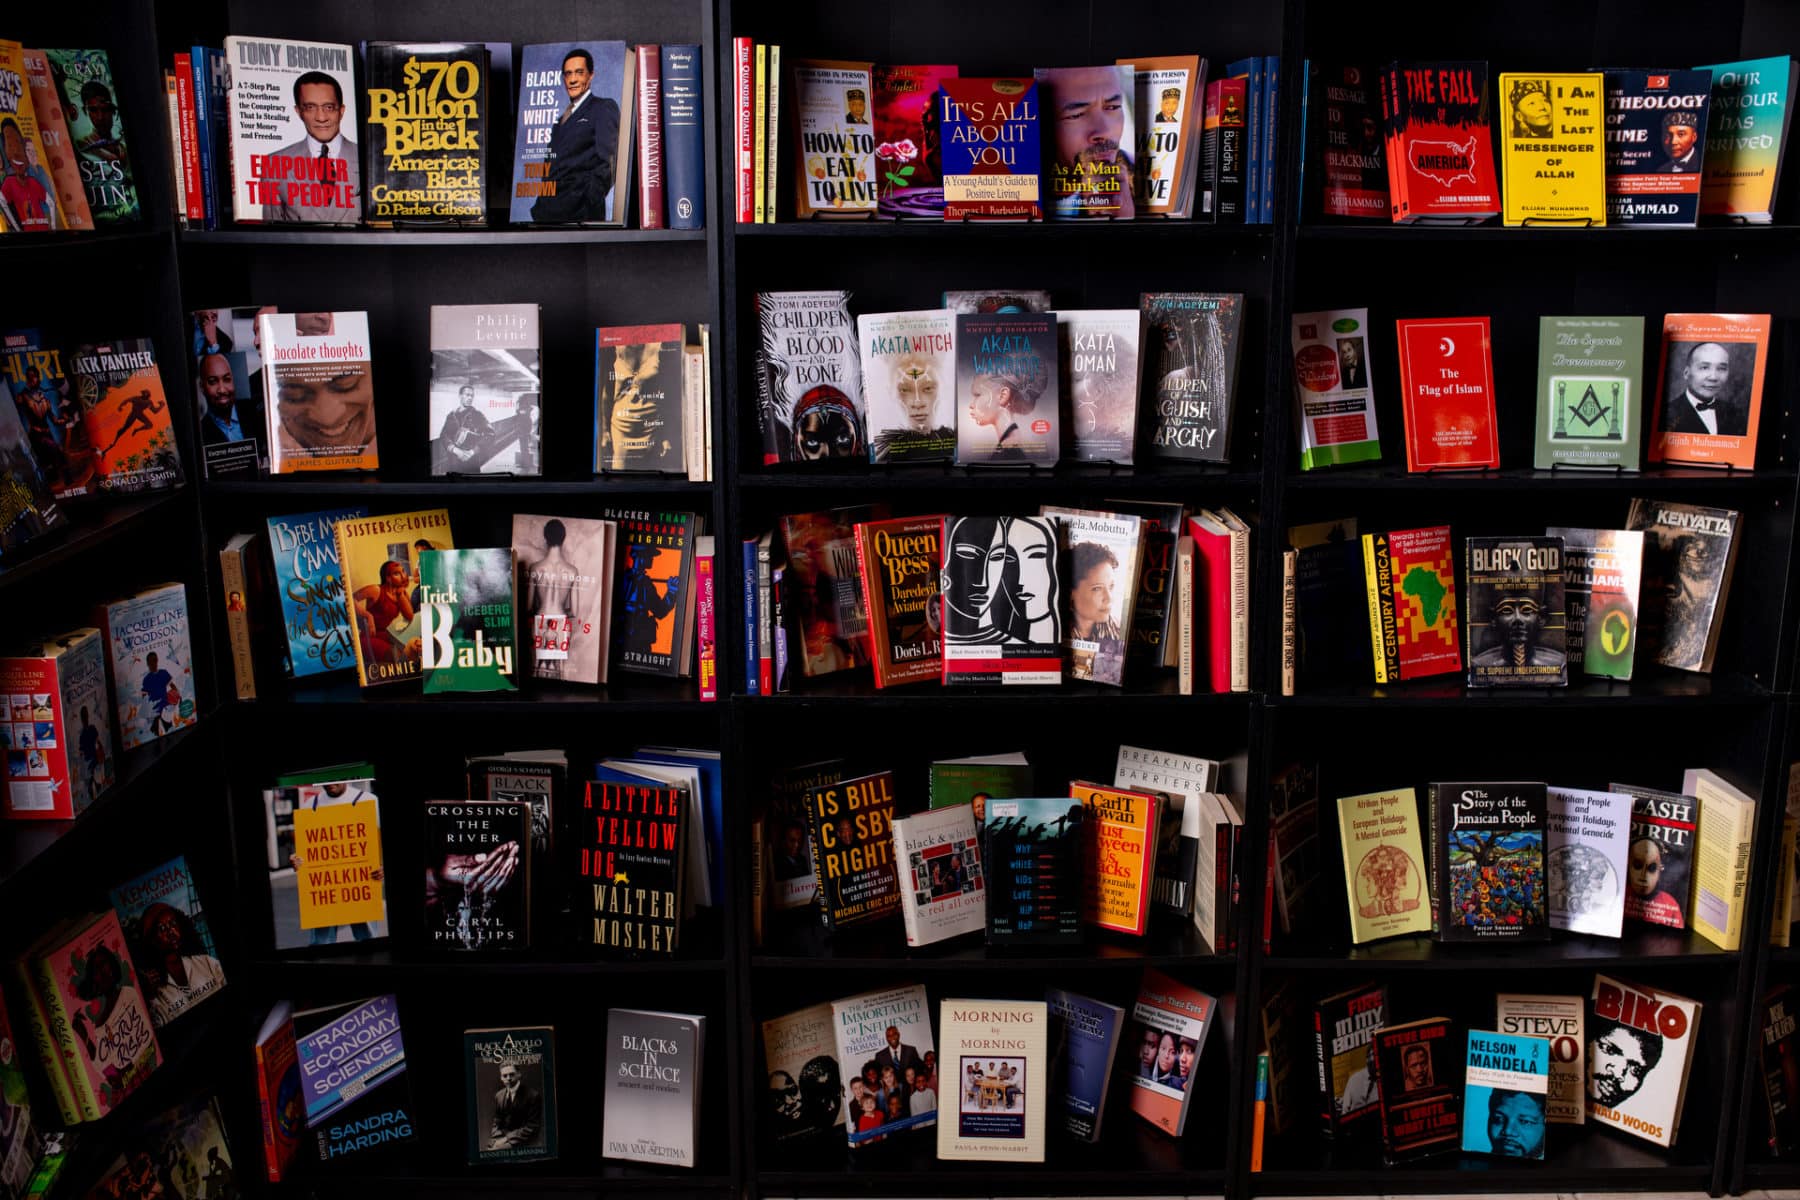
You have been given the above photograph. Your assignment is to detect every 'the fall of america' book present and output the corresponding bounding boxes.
[1380,61,1499,223]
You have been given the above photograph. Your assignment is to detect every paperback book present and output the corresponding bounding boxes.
[754,290,863,464]
[334,508,454,687]
[1463,536,1568,688]
[294,995,414,1163]
[0,628,114,819]
[1497,72,1605,226]
[984,797,1084,945]
[605,507,699,678]
[1043,507,1143,686]
[892,803,985,947]
[429,304,541,475]
[1685,767,1758,951]
[1360,524,1460,683]
[832,984,935,1146]
[1127,969,1215,1136]
[464,1026,556,1164]
[595,324,685,474]
[66,339,182,494]
[1546,787,1632,938]
[791,59,877,217]
[1314,984,1386,1136]
[1395,316,1498,470]
[1141,292,1242,463]
[938,998,1047,1161]
[267,773,387,950]
[1625,498,1739,673]
[91,1096,232,1200]
[1589,974,1701,1147]
[1496,993,1585,1125]
[1430,781,1549,941]
[417,548,517,693]
[1647,312,1769,470]
[760,1003,842,1143]
[1461,1029,1550,1157]
[939,78,1042,220]
[266,506,367,678]
[259,311,378,473]
[954,312,1059,466]
[1545,527,1643,680]
[423,800,529,952]
[1381,61,1499,223]
[509,42,632,225]
[108,856,224,1027]
[1697,56,1797,223]
[222,36,361,223]
[28,909,163,1118]
[97,582,195,749]
[1290,308,1381,469]
[1118,55,1205,216]
[873,65,957,218]
[512,514,613,686]
[780,505,881,679]
[858,309,955,463]
[1613,781,1697,929]
[1534,316,1644,469]
[1058,310,1141,464]
[1603,69,1712,225]
[0,332,80,502]
[1371,1017,1459,1162]
[931,753,1031,820]
[1104,501,1185,670]
[191,305,275,477]
[940,515,1064,686]
[602,1009,703,1166]
[1312,63,1387,218]
[1045,988,1123,1143]
[1035,66,1136,218]
[43,48,139,224]
[1336,788,1430,943]
[466,750,562,864]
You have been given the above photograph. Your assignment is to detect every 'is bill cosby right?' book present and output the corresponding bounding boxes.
[805,770,901,933]
[1589,973,1701,1147]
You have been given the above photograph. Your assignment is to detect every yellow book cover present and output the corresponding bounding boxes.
[1499,73,1606,226]
[292,787,386,933]
[1771,816,1797,948]
[1685,767,1756,950]
[1336,788,1431,943]
[333,509,454,687]
[1071,781,1160,937]
[753,44,767,223]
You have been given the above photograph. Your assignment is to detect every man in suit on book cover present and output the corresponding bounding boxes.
[1664,340,1747,437]
[1656,110,1703,173]
[488,1062,543,1150]
[530,48,619,224]
[261,72,360,222]
[874,1025,921,1076]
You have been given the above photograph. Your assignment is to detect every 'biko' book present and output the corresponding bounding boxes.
[753,290,864,465]
[66,338,183,494]
[1058,310,1142,464]
[418,548,517,693]
[1071,781,1159,936]
[1697,56,1797,224]
[1497,72,1605,226]
[602,1009,704,1166]
[464,1026,556,1164]
[1127,969,1216,1136]
[1625,497,1740,673]
[853,513,943,689]
[512,513,614,686]
[1647,312,1769,470]
[509,42,633,225]
[804,770,900,932]
[595,324,685,474]
[937,999,1047,1162]
[1290,307,1381,469]
[259,311,378,473]
[984,797,1085,946]
[873,64,957,218]
[1613,781,1697,930]
[760,1003,841,1144]
[1496,992,1585,1126]
[832,983,935,1147]
[1336,788,1431,944]
[580,772,686,956]
[334,508,453,687]
[363,43,488,226]
[1546,787,1633,938]
[1045,988,1123,1143]
[790,59,877,218]
[1313,983,1386,1138]
[423,800,530,952]
[1360,524,1460,683]
[1546,527,1644,681]
[1463,536,1567,688]
[97,582,196,750]
[1371,1016,1459,1162]
[1395,316,1498,471]
[0,628,114,819]
[108,856,225,1028]
[954,312,1059,466]
[1589,974,1701,1147]
[938,78,1042,220]
[1118,55,1206,217]
[858,309,956,464]
[1461,1029,1550,1157]
[1535,316,1645,470]
[429,304,541,475]
[1430,781,1549,941]
[1141,292,1242,463]
[940,514,1065,686]
[222,36,361,224]
[1604,69,1712,226]
[1381,61,1499,223]
[892,802,985,947]
[1035,66,1135,218]
[605,507,700,678]
[294,995,414,1164]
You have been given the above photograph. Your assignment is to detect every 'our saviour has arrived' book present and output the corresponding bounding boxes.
[1336,788,1430,944]
[1589,973,1701,1147]
[1546,787,1633,938]
[1045,988,1123,1143]
[938,999,1047,1162]
[1396,316,1498,470]
[223,36,361,223]
[464,1025,556,1164]
[1430,781,1548,941]
[891,803,985,947]
[1128,969,1216,1136]
[1697,56,1797,224]
[1535,316,1645,469]
[1461,1029,1550,1157]
[602,1009,704,1167]
[260,311,379,473]
[1497,72,1605,226]
[1497,992,1585,1125]
[832,984,935,1147]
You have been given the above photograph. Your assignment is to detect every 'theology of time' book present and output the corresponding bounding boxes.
[858,309,955,464]
[1463,536,1567,688]
[1535,316,1644,469]
[1141,292,1242,463]
[1497,72,1606,226]
[954,312,1059,466]
[1603,69,1712,225]
[222,36,361,224]
[1395,316,1498,470]
[939,78,1041,220]
[429,304,541,475]
[1381,61,1499,223]
[363,43,488,226]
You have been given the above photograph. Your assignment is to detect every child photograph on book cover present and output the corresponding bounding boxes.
[845,1046,939,1145]
[1129,1020,1200,1094]
[958,1056,1027,1138]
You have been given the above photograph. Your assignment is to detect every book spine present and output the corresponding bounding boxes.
[1383,64,1407,222]
[1262,56,1280,224]
[1262,835,1277,949]
[1252,1052,1269,1170]
[1280,548,1297,696]
[758,539,775,694]
[764,45,781,221]
[174,53,204,223]
[770,564,787,691]
[1244,60,1263,224]
[31,955,102,1120]
[805,801,835,931]
[851,525,887,689]
[635,46,665,230]
[1360,535,1390,684]
[1201,84,1220,220]
[1215,822,1233,950]
[734,37,754,222]
[753,45,768,224]
[1176,534,1195,695]
[165,71,188,227]
[189,48,216,228]
[697,548,717,701]
[254,1041,284,1181]
[741,538,760,695]
[1229,523,1250,692]
[661,45,705,230]
[10,963,81,1125]
[892,821,923,946]
[220,541,257,700]
[1312,1006,1333,1134]
[684,345,706,481]
[1428,791,1444,938]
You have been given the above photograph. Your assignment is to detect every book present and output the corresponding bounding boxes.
[1312,63,1387,218]
[1371,1017,1458,1162]
[512,514,614,685]
[465,1026,556,1163]
[1498,72,1605,226]
[253,1001,300,1181]
[19,48,91,231]
[1225,58,1265,222]
[954,312,1059,466]
[660,44,704,229]
[1360,524,1460,683]
[853,514,943,688]
[270,773,388,950]
[1070,782,1159,936]
[259,311,377,472]
[1204,75,1249,220]
[1395,316,1497,470]
[363,43,487,225]
[1761,986,1800,1156]
[189,305,274,477]
[779,505,880,678]
[760,1003,842,1143]
[943,290,1052,315]
[1141,292,1243,462]
[1463,536,1568,687]
[804,770,900,932]
[579,773,686,956]
[510,42,633,225]
[754,45,767,221]
[1269,762,1322,935]
[65,339,182,494]
[858,309,956,463]
[90,1095,233,1198]
[1613,781,1697,929]
[294,995,413,1163]
[0,42,64,232]
[266,506,367,678]
[1257,980,1303,1135]
[940,515,1065,686]
[1381,61,1499,223]
[892,803,984,947]
[1058,310,1141,464]
[931,754,1031,822]
[1698,56,1797,223]
[467,749,564,866]
[1461,1029,1550,1157]
[1336,788,1430,943]
[1546,788,1633,938]
[984,797,1085,945]
[1603,69,1712,226]
[1431,781,1549,941]
[1589,974,1701,1147]
[1127,969,1216,1136]
[1534,316,1645,469]
[605,507,699,678]
[832,983,936,1146]
[635,46,663,229]
[1045,988,1123,1143]
[753,290,864,464]
[1251,1052,1268,1169]
[27,910,162,1119]
[41,49,139,223]
[1103,500,1185,670]
[1496,993,1585,1126]
[1043,507,1143,686]
[937,999,1047,1161]
[429,304,541,475]
[939,78,1041,220]
[1625,498,1740,672]
[1118,55,1205,216]
[418,548,517,693]
[733,38,752,221]
[423,799,529,951]
[1684,767,1757,951]
[0,332,82,503]
[1647,312,1769,469]
[334,508,454,687]
[1035,66,1136,218]
[0,999,42,1192]
[790,59,877,217]
[1291,308,1382,469]
[596,324,685,474]
[873,65,957,217]
[107,857,224,1027]
[96,583,195,750]
[1,628,113,819]
[221,36,360,223]
[1114,745,1217,919]
[631,746,725,907]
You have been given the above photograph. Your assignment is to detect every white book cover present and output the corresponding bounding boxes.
[858,309,955,464]
[428,304,542,476]
[1588,974,1700,1147]
[1057,310,1141,464]
[831,983,936,1147]
[223,36,361,223]
[1042,507,1144,687]
[1546,787,1633,938]
[791,61,877,217]
[1291,307,1381,470]
[1115,745,1220,919]
[602,1008,704,1166]
[891,804,985,947]
[259,311,377,473]
[937,998,1046,1162]
[1496,993,1585,1125]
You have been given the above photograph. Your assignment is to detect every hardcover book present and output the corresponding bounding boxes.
[267,506,367,678]
[1761,985,1800,1156]
[1395,316,1498,470]
[273,773,387,950]
[1685,767,1758,951]
[1697,56,1797,223]
[66,339,182,494]
[424,800,529,951]
[1463,535,1568,688]
[1118,55,1205,216]
[858,309,955,463]
[893,803,985,947]
[1313,63,1388,218]
[42,48,140,223]
[1043,507,1143,686]
[97,582,195,749]
[954,312,1059,466]
[1625,498,1740,672]
[190,305,275,477]
[1313,983,1386,1137]
[1498,72,1605,226]
[754,290,864,464]
[467,749,563,864]
[1535,316,1644,469]
[1589,974,1701,1147]
[108,857,224,1027]
[832,984,935,1146]
[1203,76,1249,219]
[429,304,541,475]
[1497,993,1586,1126]
[418,548,517,693]
[464,1026,556,1163]
[1141,292,1243,462]
[1336,788,1431,943]
[768,759,844,912]
[984,797,1085,945]
[294,995,414,1163]
[1546,787,1633,938]
[1613,781,1697,929]
[938,999,1047,1161]
[1035,66,1135,218]
[605,507,699,678]
[29,909,162,1118]
[661,44,704,230]
[0,628,113,819]
[254,1001,301,1180]
[1546,527,1643,680]
[1371,1017,1459,1162]
[1104,500,1186,669]
[873,65,957,218]
[1430,781,1549,941]
[512,514,613,685]
[1127,969,1216,1136]
[1647,312,1769,469]
[940,515,1064,686]
[1259,980,1304,1135]
[596,323,685,474]
[853,514,943,688]
[1603,69,1712,225]
[364,43,488,225]
[333,508,454,687]
[1045,988,1123,1142]
[939,78,1041,220]
[1058,310,1141,464]
[222,36,361,223]
[760,1003,842,1142]
[1071,781,1159,936]
[780,505,881,679]
[1381,61,1499,223]
[259,311,378,473]
[791,59,877,217]
[1360,524,1460,683]
[804,770,900,932]
[1269,761,1323,935]
[931,753,1031,820]
[579,773,685,956]
[1461,1029,1550,1157]
[510,42,632,225]
[1114,746,1213,920]
[0,374,61,558]
[1291,308,1382,469]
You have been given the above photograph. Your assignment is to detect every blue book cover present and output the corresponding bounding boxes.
[631,747,724,906]
[266,506,369,678]
[295,994,414,1163]
[510,42,628,224]
[660,45,705,229]
[740,538,759,694]
[1262,56,1280,223]
[1045,988,1123,1142]
[1461,1029,1549,1158]
[1602,68,1712,226]
[1227,58,1262,222]
[939,78,1042,219]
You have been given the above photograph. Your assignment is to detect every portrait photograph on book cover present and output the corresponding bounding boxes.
[1659,337,1755,438]
[844,1053,939,1144]
[957,1056,1027,1137]
[191,306,273,476]
[906,838,983,909]
[1129,1020,1200,1094]
[511,42,627,225]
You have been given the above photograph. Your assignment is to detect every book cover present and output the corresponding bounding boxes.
[859,309,955,463]
[108,857,224,1027]
[1336,788,1430,943]
[1498,73,1605,225]
[1071,781,1159,936]
[91,1095,233,1199]
[41,49,139,223]
[1395,317,1498,470]
[1697,56,1796,223]
[939,78,1041,220]
[1497,993,1585,1126]
[1761,986,1800,1156]
[417,548,517,693]
[930,754,1031,821]
[833,987,936,1147]
[1058,310,1141,464]
[1685,766,1758,951]
[1382,61,1499,222]
[266,506,367,679]
[19,48,90,230]
[892,803,984,947]
[1464,536,1568,687]
[1291,308,1381,469]
[221,36,360,223]
[1258,980,1303,1135]
[0,41,63,232]
[938,999,1047,1162]
[1035,66,1135,218]
[1430,782,1549,941]
[1127,969,1215,1136]
[260,311,377,472]
[1613,781,1697,929]
[780,505,880,679]
[1141,292,1243,462]
[424,800,529,951]
[465,1026,556,1163]
[1589,974,1701,1147]
[1295,535,1367,690]
[1547,527,1643,681]
[767,759,844,912]
[1,628,113,819]
[873,65,956,217]
[1603,69,1712,225]
[288,777,387,948]
[1,332,83,502]
[1103,500,1185,670]
[295,995,414,1163]
[791,59,877,217]
[429,304,541,475]
[754,290,864,464]
[1647,312,1769,469]
[190,305,274,477]
[35,910,162,1117]
[605,507,697,678]
[1045,988,1123,1143]
[595,324,685,474]
[1207,76,1249,219]
[1314,63,1387,218]
[1360,524,1460,683]
[661,45,704,229]
[1625,498,1740,672]
[1118,56,1205,216]
[943,290,1052,315]
[1546,788,1632,938]
[467,750,563,865]
[253,1002,301,1180]
[579,775,685,956]
[1371,1017,1459,1162]
[1113,747,1219,915]
[1313,984,1385,1135]
[1044,507,1143,686]
[805,770,900,932]
[1269,761,1323,935]
[761,1003,842,1142]
[510,42,631,225]
[334,509,453,687]
[97,583,195,750]
[512,514,612,685]
[0,988,42,1192]
[854,514,943,688]
[954,312,1059,466]
[940,515,1064,686]
[984,797,1084,945]
[1461,1029,1550,1157]
[65,339,182,494]
[364,43,487,225]
[1535,316,1644,469]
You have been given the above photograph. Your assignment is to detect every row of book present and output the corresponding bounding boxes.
[158,37,703,229]
[746,502,1250,695]
[1309,57,1795,226]
[0,41,139,233]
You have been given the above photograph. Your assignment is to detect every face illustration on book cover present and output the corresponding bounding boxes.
[941,516,1062,652]
[2,334,82,499]
[1036,66,1136,219]
[756,293,864,464]
[191,307,274,476]
[350,538,447,682]
[92,1096,234,1200]
[1588,988,1682,1119]
[43,49,139,224]
[512,43,626,224]
[54,914,161,1110]
[68,339,182,494]
[110,857,224,1028]
[265,312,378,471]
[766,1053,842,1138]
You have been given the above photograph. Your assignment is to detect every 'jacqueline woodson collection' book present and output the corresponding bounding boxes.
[1589,973,1701,1148]
[892,802,985,947]
[580,773,686,956]
[603,1009,705,1167]
[984,798,1084,945]
[1431,782,1549,941]
[267,506,367,678]
[1141,292,1242,463]
[1336,789,1430,944]
[1360,524,1459,683]
[1498,992,1586,1126]
[853,514,943,688]
[464,1025,557,1164]
[363,43,488,226]
[805,770,900,932]
[1463,536,1568,688]
[1381,61,1499,223]
[937,998,1048,1162]
[1128,969,1216,1136]
[1,628,114,819]
[754,290,864,465]
[423,800,530,952]
[1313,983,1386,1137]
[939,78,1042,220]
[1045,988,1123,1143]
[833,984,936,1147]
[98,582,196,750]
[294,994,415,1164]
[222,36,361,224]
[1372,1017,1459,1162]
[333,508,454,688]
[260,311,380,473]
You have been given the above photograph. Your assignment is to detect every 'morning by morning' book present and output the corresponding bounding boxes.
[464,1025,557,1164]
[937,998,1047,1162]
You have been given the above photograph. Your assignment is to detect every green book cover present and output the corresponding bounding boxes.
[419,548,518,693]
[1534,316,1644,469]
[929,756,1032,824]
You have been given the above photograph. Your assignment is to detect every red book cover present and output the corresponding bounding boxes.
[37,910,162,1117]
[1382,61,1499,223]
[1363,525,1461,682]
[635,45,665,229]
[254,1004,301,1180]
[174,53,204,222]
[873,64,957,217]
[734,37,754,222]
[853,514,944,688]
[1396,317,1498,471]
[1647,312,1769,470]
[1188,516,1233,693]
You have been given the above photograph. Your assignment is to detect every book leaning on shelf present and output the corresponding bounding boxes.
[262,764,389,952]
[1,628,115,820]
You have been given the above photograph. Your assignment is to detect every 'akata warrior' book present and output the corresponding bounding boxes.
[954,313,1059,467]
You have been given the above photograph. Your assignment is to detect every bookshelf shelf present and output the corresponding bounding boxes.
[0,487,192,597]
[201,476,714,498]
[178,225,707,247]
[247,951,730,980]
[1275,674,1771,709]
[1283,465,1797,492]
[734,676,1246,708]
[244,676,707,714]
[754,915,1225,972]
[1264,926,1736,972]
[735,464,1263,493]
[734,219,1273,241]
[0,225,169,255]
[1298,222,1800,244]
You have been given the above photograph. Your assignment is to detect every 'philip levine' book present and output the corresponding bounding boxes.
[938,999,1047,1162]
[294,994,415,1164]
[602,1009,704,1167]
[222,36,361,224]
[464,1025,556,1164]
[429,304,542,476]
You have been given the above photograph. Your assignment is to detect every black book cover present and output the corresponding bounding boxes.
[423,800,530,952]
[1105,499,1185,669]
[466,755,563,865]
[293,995,415,1166]
[982,797,1085,946]
[1312,983,1386,1138]
[1611,781,1696,929]
[579,773,686,956]
[1295,538,1366,690]
[1140,293,1243,463]
[1763,984,1800,1157]
[363,43,489,226]
[601,507,699,678]
[1464,536,1568,687]
[1429,782,1549,942]
[1370,1017,1459,1163]
[802,770,900,932]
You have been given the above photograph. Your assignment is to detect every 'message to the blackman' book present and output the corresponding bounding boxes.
[260,311,378,473]
[464,1025,557,1164]
[429,304,541,475]
[223,36,361,224]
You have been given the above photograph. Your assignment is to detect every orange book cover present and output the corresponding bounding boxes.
[1128,968,1216,1136]
[1647,313,1769,470]
[1396,317,1498,471]
[1071,781,1160,936]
